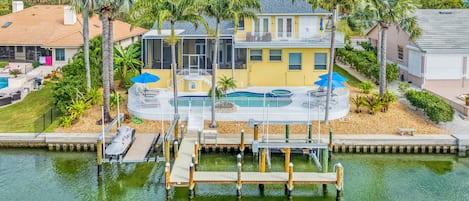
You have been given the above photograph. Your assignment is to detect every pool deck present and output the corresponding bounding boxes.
[127,85,350,123]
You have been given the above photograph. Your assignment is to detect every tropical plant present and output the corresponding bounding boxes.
[362,94,382,114]
[397,81,411,95]
[32,61,40,68]
[202,0,260,127]
[345,1,376,35]
[85,87,102,105]
[369,0,421,97]
[9,69,21,78]
[301,0,358,124]
[114,45,143,81]
[71,0,94,91]
[94,0,135,123]
[380,90,397,112]
[216,75,237,96]
[351,95,365,113]
[416,0,466,9]
[110,92,124,109]
[359,81,375,94]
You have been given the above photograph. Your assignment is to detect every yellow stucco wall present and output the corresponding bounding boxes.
[247,48,329,87]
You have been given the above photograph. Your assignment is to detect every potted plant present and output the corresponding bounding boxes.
[465,95,469,106]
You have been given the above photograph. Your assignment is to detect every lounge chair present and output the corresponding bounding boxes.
[2,65,20,73]
[135,85,160,97]
[137,94,160,107]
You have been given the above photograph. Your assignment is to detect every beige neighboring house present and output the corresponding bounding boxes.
[367,9,469,88]
[367,9,469,117]
[0,2,147,69]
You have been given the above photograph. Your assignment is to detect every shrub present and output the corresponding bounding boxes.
[398,81,411,95]
[362,94,382,114]
[380,90,397,112]
[9,69,21,78]
[85,88,102,105]
[110,92,125,109]
[32,61,40,68]
[405,90,454,123]
[359,81,375,94]
[351,95,365,113]
[0,62,8,68]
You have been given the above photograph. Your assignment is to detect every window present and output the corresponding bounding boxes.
[253,17,270,34]
[397,46,404,60]
[55,48,65,61]
[288,53,302,70]
[314,53,327,70]
[269,50,282,61]
[16,46,23,52]
[250,49,262,61]
[277,17,293,39]
[238,19,245,30]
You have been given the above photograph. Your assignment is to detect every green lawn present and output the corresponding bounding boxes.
[0,83,54,132]
[334,64,362,87]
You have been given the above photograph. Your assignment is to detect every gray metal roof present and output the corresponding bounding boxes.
[152,16,234,37]
[414,9,469,51]
[258,0,329,14]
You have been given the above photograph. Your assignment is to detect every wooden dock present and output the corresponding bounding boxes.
[169,137,338,186]
[170,138,196,186]
[122,134,157,163]
[194,171,337,185]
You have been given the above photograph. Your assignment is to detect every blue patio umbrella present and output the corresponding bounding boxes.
[314,79,345,88]
[131,72,160,84]
[319,72,348,82]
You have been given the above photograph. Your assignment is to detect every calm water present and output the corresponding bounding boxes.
[1,149,468,201]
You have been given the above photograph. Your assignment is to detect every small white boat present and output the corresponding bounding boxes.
[105,126,136,160]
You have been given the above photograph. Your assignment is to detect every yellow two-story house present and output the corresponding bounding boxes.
[141,0,344,92]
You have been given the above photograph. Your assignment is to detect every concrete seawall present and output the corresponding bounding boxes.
[0,133,467,156]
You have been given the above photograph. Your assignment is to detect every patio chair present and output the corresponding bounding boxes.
[137,94,160,107]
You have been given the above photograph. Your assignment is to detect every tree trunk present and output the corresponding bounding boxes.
[324,5,337,125]
[101,14,112,123]
[379,25,387,97]
[83,6,91,91]
[108,18,115,92]
[171,22,179,115]
[210,21,220,128]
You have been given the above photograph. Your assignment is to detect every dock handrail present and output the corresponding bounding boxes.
[164,114,180,141]
[145,133,160,162]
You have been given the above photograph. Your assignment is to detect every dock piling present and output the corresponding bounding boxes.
[174,120,179,143]
[284,148,291,172]
[285,124,290,143]
[174,141,179,159]
[165,140,170,163]
[260,148,266,173]
[97,137,103,177]
[240,130,245,154]
[308,124,313,143]
[286,163,294,196]
[194,142,199,169]
[165,162,171,195]
[254,124,259,141]
[189,163,195,198]
[335,163,344,199]
[236,162,242,197]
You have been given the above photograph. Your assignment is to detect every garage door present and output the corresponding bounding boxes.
[426,54,462,79]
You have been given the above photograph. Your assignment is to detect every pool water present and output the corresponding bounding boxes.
[0,77,7,89]
[1,149,468,201]
[173,91,293,107]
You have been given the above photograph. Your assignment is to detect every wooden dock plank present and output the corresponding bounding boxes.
[122,134,156,163]
[194,172,336,185]
[170,138,195,185]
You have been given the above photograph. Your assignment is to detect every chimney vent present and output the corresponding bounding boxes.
[64,5,77,25]
[12,1,24,13]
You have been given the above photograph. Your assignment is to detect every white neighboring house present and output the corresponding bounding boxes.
[0,3,147,69]
[367,9,469,89]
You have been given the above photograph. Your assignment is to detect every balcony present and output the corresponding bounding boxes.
[234,31,345,49]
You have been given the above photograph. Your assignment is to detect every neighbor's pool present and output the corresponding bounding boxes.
[171,91,293,107]
[0,77,7,89]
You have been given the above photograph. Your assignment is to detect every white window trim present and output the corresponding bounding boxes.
[276,16,294,40]
[252,16,271,34]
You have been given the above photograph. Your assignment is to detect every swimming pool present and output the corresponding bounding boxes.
[172,91,293,107]
[0,77,8,89]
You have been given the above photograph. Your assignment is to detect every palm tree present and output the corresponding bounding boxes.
[94,0,135,123]
[202,0,261,128]
[114,45,143,83]
[208,75,237,107]
[369,0,421,97]
[133,0,207,117]
[71,0,93,91]
[300,0,357,125]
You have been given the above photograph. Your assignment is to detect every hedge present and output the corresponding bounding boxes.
[404,90,454,123]
[336,48,399,83]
